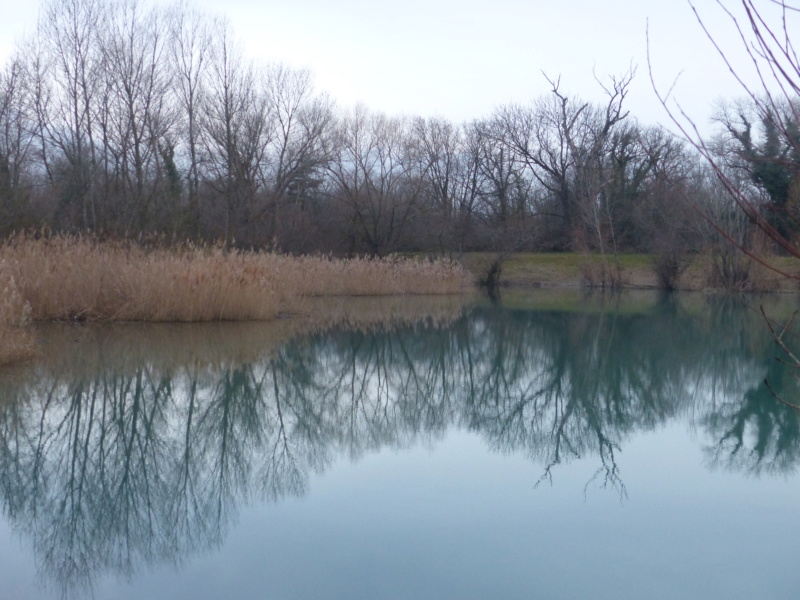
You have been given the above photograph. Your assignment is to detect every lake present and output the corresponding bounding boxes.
[1,290,800,600]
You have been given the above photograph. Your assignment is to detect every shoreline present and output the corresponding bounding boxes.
[455,252,800,293]
[4,245,800,367]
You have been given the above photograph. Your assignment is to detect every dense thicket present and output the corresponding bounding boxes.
[0,0,793,258]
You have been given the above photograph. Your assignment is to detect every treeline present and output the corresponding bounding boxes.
[0,0,795,258]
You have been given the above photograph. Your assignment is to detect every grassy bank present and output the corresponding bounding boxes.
[457,252,800,292]
[0,236,472,365]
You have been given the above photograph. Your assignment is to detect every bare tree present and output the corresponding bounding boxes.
[17,34,55,195]
[411,116,461,218]
[167,0,213,235]
[262,64,335,248]
[472,117,533,232]
[630,126,701,288]
[0,56,35,232]
[548,72,633,259]
[326,106,425,255]
[495,73,634,259]
[103,0,175,234]
[37,0,108,230]
[201,19,272,245]
[407,116,513,252]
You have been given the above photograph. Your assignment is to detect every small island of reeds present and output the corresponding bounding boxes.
[0,235,472,365]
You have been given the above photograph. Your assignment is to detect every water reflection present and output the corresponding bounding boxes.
[0,292,798,596]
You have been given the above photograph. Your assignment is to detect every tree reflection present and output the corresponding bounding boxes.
[0,293,798,596]
[700,302,800,476]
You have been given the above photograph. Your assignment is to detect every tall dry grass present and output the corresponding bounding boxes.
[0,236,470,363]
[0,261,36,365]
[2,237,289,322]
[290,254,469,297]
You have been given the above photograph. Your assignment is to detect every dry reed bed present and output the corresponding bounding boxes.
[0,262,36,364]
[0,236,470,365]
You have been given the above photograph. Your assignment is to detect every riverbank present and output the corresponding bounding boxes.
[456,252,800,292]
[4,241,800,366]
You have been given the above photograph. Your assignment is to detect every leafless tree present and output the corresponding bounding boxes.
[495,72,634,263]
[167,0,213,234]
[201,19,272,244]
[548,72,632,258]
[37,0,108,230]
[103,0,176,233]
[407,116,514,252]
[628,125,701,288]
[0,56,35,232]
[474,117,534,231]
[262,64,336,247]
[411,116,462,218]
[326,106,426,255]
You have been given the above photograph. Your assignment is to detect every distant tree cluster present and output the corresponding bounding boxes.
[0,0,795,258]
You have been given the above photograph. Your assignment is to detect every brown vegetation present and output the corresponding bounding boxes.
[0,236,470,365]
[0,262,35,364]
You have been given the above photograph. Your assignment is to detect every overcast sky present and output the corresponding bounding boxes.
[0,0,787,133]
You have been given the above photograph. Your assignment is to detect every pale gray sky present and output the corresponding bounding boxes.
[0,0,785,132]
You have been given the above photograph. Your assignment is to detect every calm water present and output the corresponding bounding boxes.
[1,291,800,600]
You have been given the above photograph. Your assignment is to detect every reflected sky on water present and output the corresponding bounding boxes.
[1,291,800,599]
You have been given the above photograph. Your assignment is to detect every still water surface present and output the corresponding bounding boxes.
[1,291,799,599]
